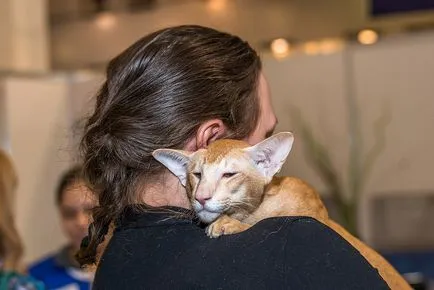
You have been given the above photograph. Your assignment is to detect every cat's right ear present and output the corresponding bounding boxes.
[243,132,294,180]
[152,149,192,187]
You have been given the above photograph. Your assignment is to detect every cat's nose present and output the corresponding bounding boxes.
[196,196,211,206]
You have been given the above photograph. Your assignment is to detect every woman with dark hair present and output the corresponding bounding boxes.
[78,25,390,289]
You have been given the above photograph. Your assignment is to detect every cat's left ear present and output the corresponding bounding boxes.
[243,132,294,179]
[152,149,192,187]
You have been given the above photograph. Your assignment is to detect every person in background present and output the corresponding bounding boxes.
[0,149,45,290]
[29,166,96,290]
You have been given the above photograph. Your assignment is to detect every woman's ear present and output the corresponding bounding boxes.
[184,119,228,151]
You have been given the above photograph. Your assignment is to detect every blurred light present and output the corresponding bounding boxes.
[95,12,117,30]
[357,29,379,45]
[319,38,345,55]
[270,38,291,58]
[303,41,321,55]
[207,0,228,12]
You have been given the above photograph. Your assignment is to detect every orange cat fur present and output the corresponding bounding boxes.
[153,132,410,290]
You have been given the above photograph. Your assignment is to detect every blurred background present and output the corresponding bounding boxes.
[0,0,433,288]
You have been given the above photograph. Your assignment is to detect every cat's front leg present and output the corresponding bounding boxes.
[206,215,251,238]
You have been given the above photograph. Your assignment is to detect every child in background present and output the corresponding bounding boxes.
[0,149,45,290]
[29,166,96,290]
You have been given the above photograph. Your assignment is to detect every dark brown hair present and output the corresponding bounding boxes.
[77,25,262,266]
[56,165,83,206]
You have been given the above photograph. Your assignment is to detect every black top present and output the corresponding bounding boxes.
[94,207,389,290]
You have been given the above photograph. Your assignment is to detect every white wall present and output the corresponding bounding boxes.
[266,32,434,195]
[0,0,13,70]
[352,32,434,195]
[1,73,101,263]
[271,32,434,193]
[4,76,70,263]
[0,0,50,72]
[0,80,9,150]
[264,31,434,242]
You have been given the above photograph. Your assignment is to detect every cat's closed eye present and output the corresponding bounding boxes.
[222,172,237,178]
[193,172,201,179]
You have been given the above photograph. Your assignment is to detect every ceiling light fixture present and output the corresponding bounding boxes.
[270,38,291,58]
[95,12,117,30]
[357,29,379,45]
[207,0,228,12]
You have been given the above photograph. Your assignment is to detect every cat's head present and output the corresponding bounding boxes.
[152,132,294,223]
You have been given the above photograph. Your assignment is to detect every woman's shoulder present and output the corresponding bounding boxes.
[246,216,357,252]
[243,215,328,239]
[214,216,337,253]
[0,271,45,290]
[252,215,322,228]
[235,216,370,267]
[244,216,389,289]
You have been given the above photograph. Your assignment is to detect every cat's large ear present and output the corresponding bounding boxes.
[152,149,192,186]
[243,132,294,180]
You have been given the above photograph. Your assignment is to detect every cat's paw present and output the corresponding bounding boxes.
[206,215,250,238]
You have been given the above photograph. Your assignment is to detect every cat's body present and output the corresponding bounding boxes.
[243,176,328,224]
[154,132,411,290]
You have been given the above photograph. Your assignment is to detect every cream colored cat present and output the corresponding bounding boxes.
[153,132,411,290]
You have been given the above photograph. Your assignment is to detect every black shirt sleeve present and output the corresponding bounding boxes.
[281,217,390,289]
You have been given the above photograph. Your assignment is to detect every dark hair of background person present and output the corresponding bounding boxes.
[56,165,84,206]
[77,25,262,266]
